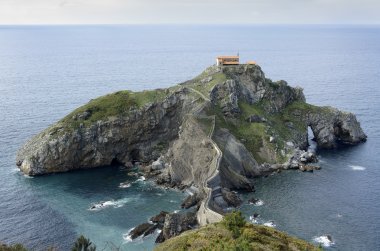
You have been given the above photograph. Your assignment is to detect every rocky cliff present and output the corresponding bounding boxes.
[16,64,366,225]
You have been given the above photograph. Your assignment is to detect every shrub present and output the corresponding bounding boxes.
[222,211,246,238]
[0,243,27,251]
[71,235,96,251]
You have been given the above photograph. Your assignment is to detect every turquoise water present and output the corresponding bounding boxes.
[0,25,379,250]
[24,166,185,250]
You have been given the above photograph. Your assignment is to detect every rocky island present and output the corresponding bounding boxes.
[16,64,366,248]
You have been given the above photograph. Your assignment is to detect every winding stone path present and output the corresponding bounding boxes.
[188,87,224,225]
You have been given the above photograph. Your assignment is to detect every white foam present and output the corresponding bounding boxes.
[254,200,264,206]
[11,167,20,174]
[249,216,259,224]
[119,182,131,189]
[173,210,179,213]
[122,228,134,243]
[88,198,131,211]
[349,165,366,171]
[313,235,334,247]
[263,221,276,228]
[133,176,146,183]
[23,174,34,178]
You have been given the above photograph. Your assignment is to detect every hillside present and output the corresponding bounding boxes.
[155,211,321,251]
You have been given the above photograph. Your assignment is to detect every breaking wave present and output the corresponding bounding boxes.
[263,221,276,228]
[88,198,131,211]
[349,165,366,171]
[313,235,334,247]
[253,199,264,206]
[119,182,131,188]
[122,228,134,243]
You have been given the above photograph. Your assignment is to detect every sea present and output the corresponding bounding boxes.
[0,25,379,251]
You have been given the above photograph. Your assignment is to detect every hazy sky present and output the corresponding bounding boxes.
[0,0,379,25]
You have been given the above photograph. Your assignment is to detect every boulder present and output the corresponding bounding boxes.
[161,211,197,241]
[150,211,169,225]
[300,151,318,163]
[248,197,259,205]
[143,224,158,237]
[151,157,165,170]
[221,188,242,207]
[299,164,321,172]
[181,193,202,209]
[129,223,156,239]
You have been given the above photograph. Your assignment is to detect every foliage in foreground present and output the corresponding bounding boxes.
[72,235,96,251]
[155,211,322,251]
[0,235,96,251]
[0,243,27,251]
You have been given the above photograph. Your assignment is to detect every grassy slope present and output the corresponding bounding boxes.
[45,88,173,137]
[48,66,223,136]
[155,222,320,251]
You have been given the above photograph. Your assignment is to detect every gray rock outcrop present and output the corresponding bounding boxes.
[307,107,367,148]
[16,90,190,175]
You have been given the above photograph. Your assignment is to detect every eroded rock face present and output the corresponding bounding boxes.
[16,90,190,175]
[165,116,218,188]
[150,211,169,226]
[210,79,240,117]
[220,65,305,113]
[161,211,197,242]
[181,193,203,209]
[129,223,157,240]
[307,107,367,148]
[213,129,270,191]
[221,188,242,207]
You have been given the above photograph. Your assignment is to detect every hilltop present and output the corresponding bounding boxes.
[155,211,321,251]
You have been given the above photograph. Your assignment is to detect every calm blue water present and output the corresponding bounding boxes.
[0,25,379,250]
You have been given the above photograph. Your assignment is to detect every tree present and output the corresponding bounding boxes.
[71,236,96,251]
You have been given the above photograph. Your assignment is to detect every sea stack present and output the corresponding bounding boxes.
[16,63,367,224]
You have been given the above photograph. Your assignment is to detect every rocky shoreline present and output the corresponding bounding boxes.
[16,64,366,244]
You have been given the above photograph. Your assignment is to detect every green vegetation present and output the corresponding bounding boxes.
[50,88,171,134]
[49,66,226,136]
[155,211,321,251]
[0,235,96,251]
[72,235,96,251]
[222,211,246,238]
[190,72,227,97]
[209,103,268,164]
[130,89,169,107]
[206,97,319,164]
[0,244,27,251]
